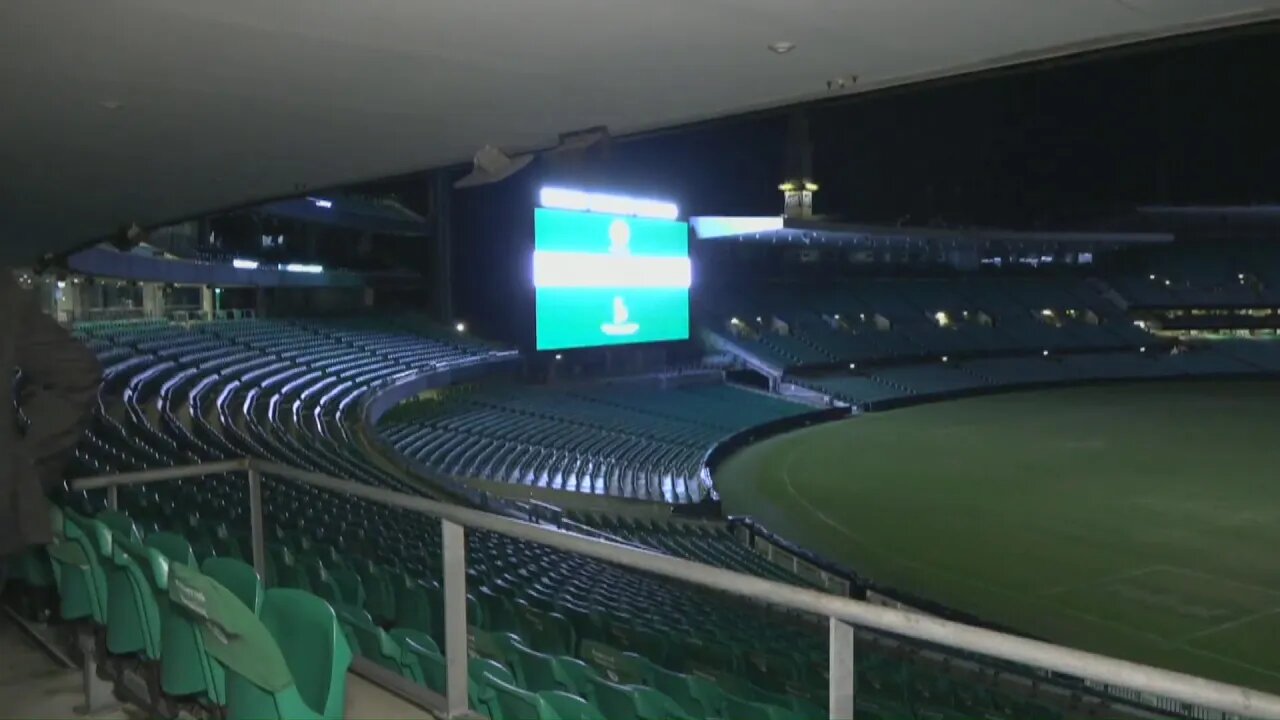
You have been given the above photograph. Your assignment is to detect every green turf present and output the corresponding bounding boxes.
[717,381,1280,693]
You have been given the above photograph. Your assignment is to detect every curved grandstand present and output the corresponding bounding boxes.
[11,216,1280,720]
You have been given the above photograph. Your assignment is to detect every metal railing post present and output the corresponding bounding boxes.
[442,518,469,718]
[830,617,855,719]
[107,485,118,510]
[247,468,266,582]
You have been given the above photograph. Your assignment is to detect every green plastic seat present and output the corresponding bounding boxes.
[301,556,342,605]
[108,531,194,661]
[510,644,568,694]
[471,657,515,686]
[48,508,109,624]
[162,557,263,704]
[551,657,603,700]
[538,691,606,720]
[330,564,366,609]
[471,626,523,667]
[587,676,694,720]
[98,509,143,542]
[268,544,307,591]
[516,605,575,656]
[481,672,548,720]
[395,575,442,638]
[169,569,352,720]
[724,694,807,720]
[391,627,440,656]
[354,560,396,624]
[336,604,406,675]
[651,665,723,718]
[389,627,444,693]
[579,640,652,685]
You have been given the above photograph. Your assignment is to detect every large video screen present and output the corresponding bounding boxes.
[534,207,690,351]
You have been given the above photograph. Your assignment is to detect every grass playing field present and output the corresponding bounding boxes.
[716,381,1280,693]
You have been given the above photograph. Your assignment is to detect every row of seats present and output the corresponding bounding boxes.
[380,381,810,503]
[41,505,350,719]
[1107,243,1280,308]
[796,345,1280,409]
[706,277,1151,371]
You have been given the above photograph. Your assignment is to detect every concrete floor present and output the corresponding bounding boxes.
[0,615,432,719]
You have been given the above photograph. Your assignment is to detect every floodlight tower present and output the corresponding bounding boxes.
[779,110,818,219]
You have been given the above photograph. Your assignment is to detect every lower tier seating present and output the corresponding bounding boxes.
[797,344,1280,409]
[380,381,811,504]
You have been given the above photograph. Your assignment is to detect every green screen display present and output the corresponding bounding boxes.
[534,208,690,351]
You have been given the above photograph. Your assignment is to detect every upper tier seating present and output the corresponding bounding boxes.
[380,381,810,504]
[1107,244,1280,308]
[799,344,1280,409]
[707,277,1151,371]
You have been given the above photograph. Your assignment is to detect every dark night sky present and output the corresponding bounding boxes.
[435,24,1280,339]
[497,23,1279,229]
[810,24,1280,228]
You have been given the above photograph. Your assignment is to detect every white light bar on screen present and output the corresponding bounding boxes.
[232,258,260,270]
[309,197,333,209]
[532,251,691,289]
[539,187,678,220]
[281,263,323,274]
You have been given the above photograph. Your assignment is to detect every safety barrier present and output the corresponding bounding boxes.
[71,458,1280,719]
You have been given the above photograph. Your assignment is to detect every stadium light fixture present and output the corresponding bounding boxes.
[282,263,323,274]
[941,355,949,363]
[730,317,740,325]
[309,197,333,209]
[232,258,259,270]
[848,363,856,370]
[455,322,466,333]
[1149,274,1157,280]
[539,187,678,220]
[1043,349,1050,357]
[554,353,563,361]
[833,313,841,320]
[756,316,763,323]
[1140,346,1147,353]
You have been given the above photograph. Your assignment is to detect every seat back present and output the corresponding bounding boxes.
[484,672,544,720]
[724,694,792,720]
[580,639,650,685]
[259,589,353,717]
[336,604,404,674]
[111,536,171,658]
[553,657,602,701]
[631,685,696,720]
[539,690,606,720]
[204,557,264,612]
[511,644,564,693]
[49,509,108,623]
[586,676,641,720]
[516,604,574,656]
[651,665,718,718]
[169,562,296,718]
[161,557,260,703]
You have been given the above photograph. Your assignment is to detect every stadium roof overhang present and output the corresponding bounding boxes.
[2,1,1277,264]
[255,196,429,237]
[690,216,1174,252]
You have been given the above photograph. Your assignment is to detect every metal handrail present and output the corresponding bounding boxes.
[69,458,1280,720]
